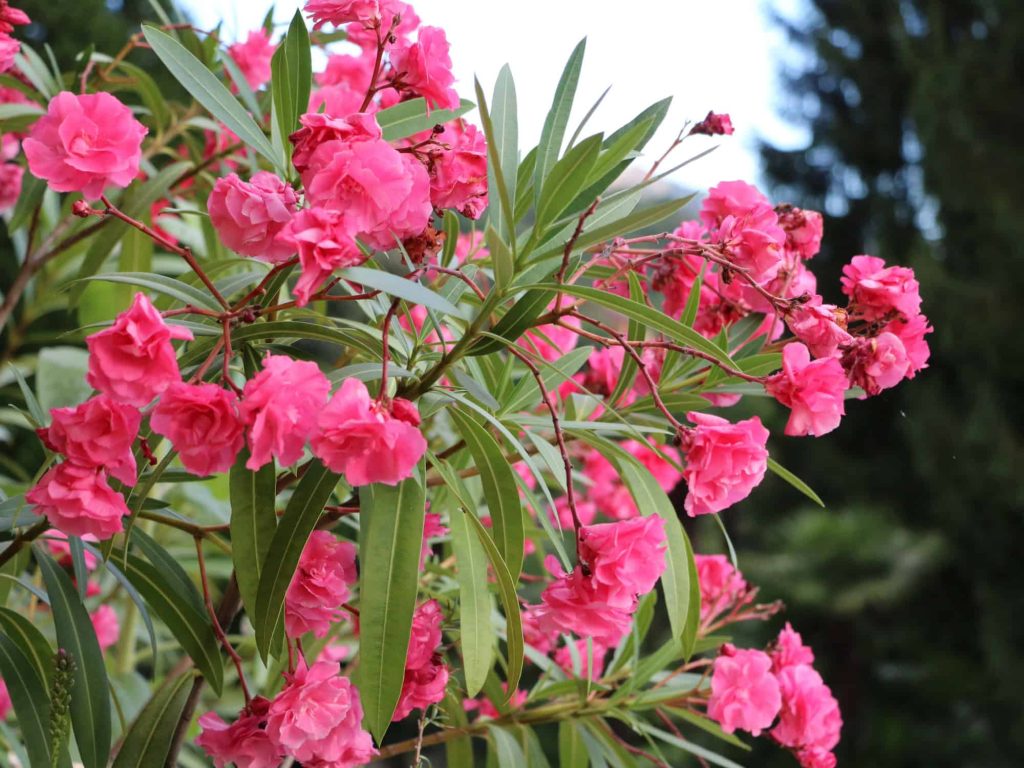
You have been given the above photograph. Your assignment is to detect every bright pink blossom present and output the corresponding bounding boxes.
[290,111,381,176]
[316,51,375,90]
[197,698,281,768]
[772,664,842,754]
[305,0,380,29]
[681,411,769,516]
[311,378,426,486]
[765,343,848,437]
[0,35,17,73]
[776,205,824,260]
[700,181,786,282]
[844,332,909,395]
[23,91,147,199]
[90,605,119,651]
[150,382,245,476]
[0,161,21,210]
[0,1,30,32]
[786,299,852,359]
[428,119,488,218]
[694,554,748,621]
[690,111,734,136]
[394,600,448,720]
[265,661,377,766]
[0,678,9,719]
[228,29,274,90]
[771,623,816,672]
[285,531,357,638]
[208,172,298,263]
[840,254,922,321]
[707,645,782,736]
[301,120,432,250]
[85,293,193,407]
[287,207,367,305]
[390,26,459,110]
[26,463,128,539]
[537,556,636,646]
[239,355,331,470]
[884,313,932,378]
[38,395,140,486]
[345,0,419,48]
[579,516,667,607]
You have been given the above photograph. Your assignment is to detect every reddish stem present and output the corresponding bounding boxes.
[194,536,251,703]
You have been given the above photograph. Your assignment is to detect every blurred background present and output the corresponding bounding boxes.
[5,0,1023,765]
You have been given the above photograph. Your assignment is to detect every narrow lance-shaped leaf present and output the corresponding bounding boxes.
[34,547,110,768]
[357,472,426,741]
[255,462,341,660]
[534,38,586,205]
[229,449,277,619]
[112,671,194,768]
[448,407,525,582]
[271,10,312,168]
[533,132,603,236]
[0,635,51,768]
[377,97,474,142]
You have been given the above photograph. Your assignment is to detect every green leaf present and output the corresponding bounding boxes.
[534,39,586,206]
[502,345,591,415]
[559,720,590,768]
[255,462,341,660]
[122,554,225,695]
[8,172,46,233]
[767,457,825,507]
[229,449,278,620]
[130,530,206,616]
[0,607,53,687]
[606,273,646,406]
[357,473,426,741]
[489,725,527,767]
[681,262,706,328]
[449,407,525,582]
[534,133,603,235]
[477,67,517,245]
[469,287,554,357]
[377,97,474,142]
[35,548,110,768]
[0,634,51,768]
[636,723,746,768]
[271,10,312,167]
[142,25,279,168]
[75,272,220,311]
[111,671,193,768]
[485,225,514,291]
[339,265,469,319]
[536,282,734,367]
[463,509,524,698]
[447,494,495,696]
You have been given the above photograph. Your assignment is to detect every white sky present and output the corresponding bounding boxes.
[178,0,808,190]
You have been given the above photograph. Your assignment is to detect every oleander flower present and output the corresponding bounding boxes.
[85,293,193,407]
[771,623,816,672]
[285,531,358,639]
[239,354,331,470]
[208,172,298,263]
[840,254,922,321]
[38,395,140,486]
[150,382,245,476]
[286,207,367,306]
[428,119,488,218]
[305,0,380,29]
[772,664,842,755]
[766,343,847,437]
[681,411,769,516]
[23,91,147,199]
[389,26,459,110]
[227,29,274,90]
[707,645,781,736]
[90,605,119,651]
[197,698,281,768]
[786,298,852,359]
[26,463,128,539]
[694,554,748,621]
[579,516,667,607]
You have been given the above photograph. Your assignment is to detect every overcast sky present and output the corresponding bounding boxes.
[178,0,808,190]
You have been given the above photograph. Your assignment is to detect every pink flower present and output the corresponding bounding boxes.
[786,299,852,359]
[776,205,824,260]
[197,698,281,768]
[23,91,147,199]
[796,747,838,768]
[390,26,459,110]
[681,412,769,516]
[765,343,847,437]
[0,1,29,33]
[694,554,748,621]
[305,0,380,29]
[843,332,909,395]
[38,395,140,486]
[239,354,331,470]
[0,35,18,74]
[884,313,932,378]
[690,111,734,136]
[346,0,419,49]
[536,556,636,646]
[428,119,488,218]
[316,51,376,90]
[85,293,193,407]
[771,623,815,672]
[772,664,842,753]
[0,678,9,719]
[150,382,245,476]
[393,600,448,720]
[285,531,357,639]
[43,530,99,570]
[228,29,274,90]
[290,111,381,176]
[700,181,786,282]
[311,378,427,486]
[208,172,298,263]
[265,661,377,766]
[90,605,119,651]
[840,254,922,321]
[0,161,21,210]
[27,463,128,539]
[707,645,782,736]
[286,207,367,305]
[301,122,432,250]
[579,516,667,607]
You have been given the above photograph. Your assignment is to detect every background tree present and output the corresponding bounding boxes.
[752,1,1024,765]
